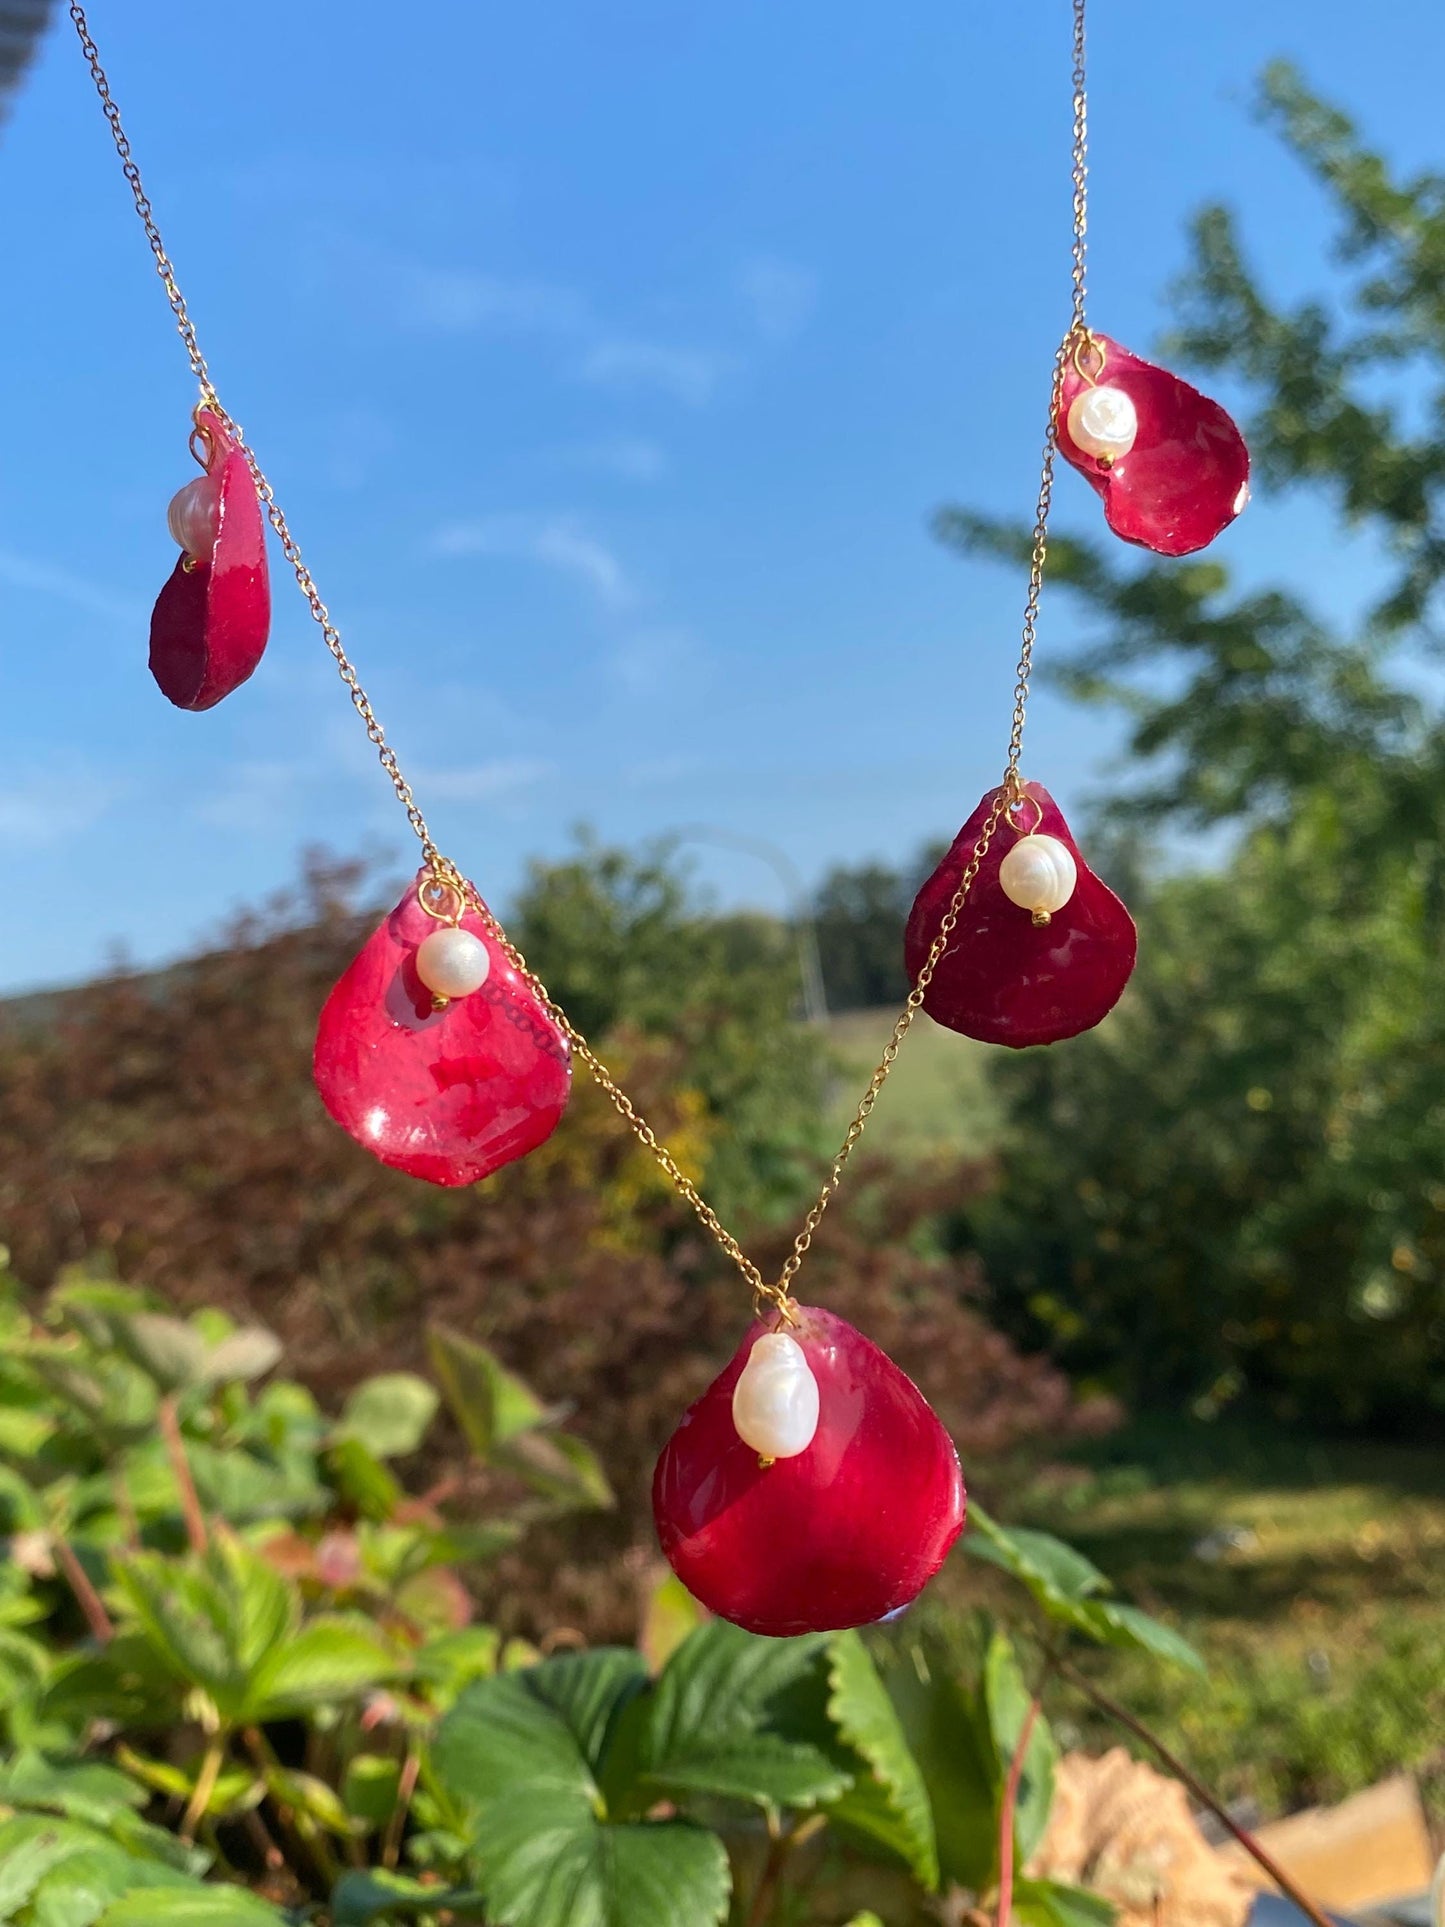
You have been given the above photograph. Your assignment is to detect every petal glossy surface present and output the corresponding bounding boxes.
[313,872,571,1186]
[1056,333,1249,557]
[653,1305,965,1636]
[905,782,1136,1048]
[149,410,271,711]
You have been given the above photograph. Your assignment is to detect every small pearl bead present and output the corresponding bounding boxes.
[1067,384,1138,461]
[732,1332,819,1460]
[999,834,1078,917]
[167,477,220,558]
[415,926,491,1000]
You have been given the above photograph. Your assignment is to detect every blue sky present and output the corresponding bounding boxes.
[0,0,1437,993]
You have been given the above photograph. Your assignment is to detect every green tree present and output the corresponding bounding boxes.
[935,64,1445,1426]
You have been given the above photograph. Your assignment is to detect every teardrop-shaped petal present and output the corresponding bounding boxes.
[1056,333,1249,557]
[905,782,1136,1048]
[313,871,571,1186]
[653,1305,965,1636]
[149,409,271,710]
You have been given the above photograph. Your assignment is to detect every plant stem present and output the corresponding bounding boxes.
[996,1694,1042,1927]
[383,1747,421,1870]
[744,1822,793,1927]
[1056,1658,1334,1927]
[243,1725,336,1895]
[159,1393,208,1554]
[49,1533,113,1643]
[182,1737,226,1843]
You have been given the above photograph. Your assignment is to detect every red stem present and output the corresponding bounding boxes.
[996,1694,1042,1927]
[50,1533,113,1643]
[1057,1658,1334,1927]
[159,1393,208,1554]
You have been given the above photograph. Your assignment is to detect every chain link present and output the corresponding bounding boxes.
[67,0,1088,1316]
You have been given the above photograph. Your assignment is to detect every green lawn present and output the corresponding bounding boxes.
[992,1415,1445,1830]
[823,1005,1000,1157]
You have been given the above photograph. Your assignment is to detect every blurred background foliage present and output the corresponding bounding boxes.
[1,59,1444,1870]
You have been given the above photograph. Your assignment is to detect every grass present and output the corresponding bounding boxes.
[1002,1414,1445,1833]
[823,1005,999,1156]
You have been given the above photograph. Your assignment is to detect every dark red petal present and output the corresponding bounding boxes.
[1057,332,1249,557]
[653,1305,965,1636]
[905,782,1136,1048]
[313,872,571,1187]
[149,410,271,710]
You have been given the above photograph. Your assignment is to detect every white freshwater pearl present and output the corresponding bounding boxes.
[167,477,220,557]
[999,834,1077,917]
[415,926,491,1000]
[1067,384,1138,461]
[732,1332,819,1460]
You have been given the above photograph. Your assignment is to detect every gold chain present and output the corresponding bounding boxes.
[66,0,1087,1318]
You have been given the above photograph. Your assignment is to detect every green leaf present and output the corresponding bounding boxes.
[109,1554,242,1705]
[1011,1878,1118,1927]
[639,1619,847,1819]
[965,1508,1205,1673]
[1085,1602,1207,1675]
[882,1641,998,1892]
[824,1631,938,1889]
[341,1754,402,1832]
[115,1749,260,1821]
[98,1889,290,1925]
[478,1801,729,1927]
[434,1650,648,1813]
[111,1315,208,1392]
[983,1630,1057,1865]
[336,1375,439,1460]
[637,1574,703,1676]
[264,1765,355,1838]
[426,1327,549,1456]
[330,1870,483,1925]
[325,1438,403,1521]
[0,1751,147,1825]
[243,1615,401,1721]
[501,1430,614,1516]
[965,1505,1110,1604]
[197,1329,283,1386]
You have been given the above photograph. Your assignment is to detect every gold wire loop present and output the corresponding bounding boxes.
[1070,329,1106,387]
[417,873,466,926]
[1005,791,1044,836]
[187,414,216,472]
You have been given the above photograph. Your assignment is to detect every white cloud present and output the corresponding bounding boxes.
[0,763,128,846]
[554,437,668,483]
[737,256,817,343]
[429,513,634,609]
[0,548,144,624]
[403,267,587,337]
[421,758,555,802]
[578,338,730,406]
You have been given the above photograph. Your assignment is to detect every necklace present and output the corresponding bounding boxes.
[64,0,1246,1636]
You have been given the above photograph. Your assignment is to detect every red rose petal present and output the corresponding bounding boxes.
[1057,332,1249,557]
[313,871,571,1187]
[149,409,271,710]
[905,782,1136,1048]
[653,1305,965,1636]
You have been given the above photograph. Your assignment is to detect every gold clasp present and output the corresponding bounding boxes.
[1070,329,1106,388]
[1004,788,1043,836]
[417,867,467,927]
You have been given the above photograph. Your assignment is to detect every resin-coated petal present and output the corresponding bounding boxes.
[313,872,571,1187]
[149,410,271,710]
[653,1305,965,1636]
[904,782,1136,1049]
[1056,333,1249,557]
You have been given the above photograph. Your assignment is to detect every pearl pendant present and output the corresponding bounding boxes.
[415,925,492,1001]
[167,476,221,559]
[999,832,1077,921]
[1066,383,1138,462]
[731,1331,819,1460]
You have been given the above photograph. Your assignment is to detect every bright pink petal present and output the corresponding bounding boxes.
[313,872,571,1187]
[905,782,1136,1048]
[149,409,271,710]
[1057,333,1249,557]
[653,1305,965,1636]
